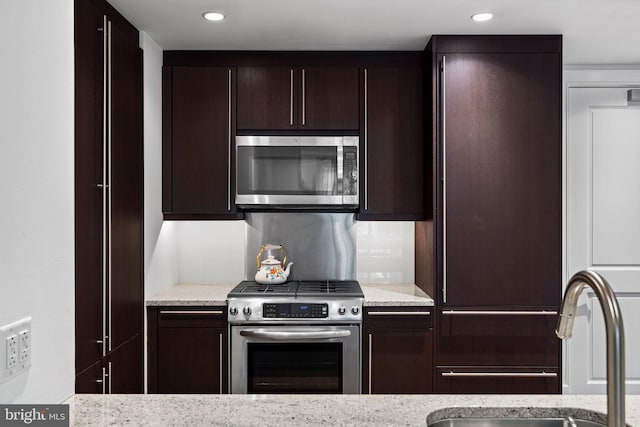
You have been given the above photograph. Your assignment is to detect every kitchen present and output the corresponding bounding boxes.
[1,0,640,425]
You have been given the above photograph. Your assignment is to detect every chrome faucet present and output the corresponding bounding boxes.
[556,270,625,427]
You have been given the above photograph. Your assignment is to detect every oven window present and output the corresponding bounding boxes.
[237,146,338,195]
[247,343,343,393]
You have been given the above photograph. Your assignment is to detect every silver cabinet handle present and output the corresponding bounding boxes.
[107,18,113,353]
[441,371,557,378]
[239,330,350,340]
[440,56,447,304]
[368,311,431,316]
[364,68,368,211]
[302,68,306,126]
[107,361,112,394]
[289,69,294,126]
[219,333,223,394]
[227,68,232,211]
[100,15,108,358]
[97,367,106,394]
[368,333,372,394]
[442,310,558,316]
[159,310,224,315]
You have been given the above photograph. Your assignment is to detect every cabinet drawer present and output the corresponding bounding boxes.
[364,308,433,330]
[437,310,559,366]
[157,307,227,328]
[436,367,560,394]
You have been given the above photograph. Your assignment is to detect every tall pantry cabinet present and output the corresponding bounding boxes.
[74,0,144,393]
[420,36,562,393]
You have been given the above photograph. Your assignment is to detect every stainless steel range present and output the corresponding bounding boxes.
[228,280,364,394]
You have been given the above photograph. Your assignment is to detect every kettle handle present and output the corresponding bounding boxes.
[256,245,287,269]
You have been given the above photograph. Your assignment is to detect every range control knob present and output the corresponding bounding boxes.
[243,306,252,316]
[351,306,360,315]
[229,306,238,316]
[338,307,346,315]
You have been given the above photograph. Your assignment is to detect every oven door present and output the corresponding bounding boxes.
[230,324,360,394]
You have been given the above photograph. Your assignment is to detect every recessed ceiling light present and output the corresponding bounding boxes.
[471,12,493,22]
[203,12,225,22]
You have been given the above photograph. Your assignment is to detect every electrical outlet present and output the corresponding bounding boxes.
[7,354,17,369]
[0,317,32,383]
[19,330,29,349]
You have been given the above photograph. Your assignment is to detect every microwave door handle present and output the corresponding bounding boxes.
[239,330,351,340]
[337,144,344,197]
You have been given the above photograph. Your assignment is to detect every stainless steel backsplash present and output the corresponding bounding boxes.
[245,212,356,281]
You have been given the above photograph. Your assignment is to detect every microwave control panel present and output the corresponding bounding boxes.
[263,303,329,318]
[343,146,358,196]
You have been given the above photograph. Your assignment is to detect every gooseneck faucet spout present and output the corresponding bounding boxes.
[556,270,625,427]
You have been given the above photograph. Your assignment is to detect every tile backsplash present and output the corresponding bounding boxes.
[148,220,415,287]
[356,221,415,283]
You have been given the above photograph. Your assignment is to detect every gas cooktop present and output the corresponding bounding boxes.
[228,280,364,298]
[227,280,364,324]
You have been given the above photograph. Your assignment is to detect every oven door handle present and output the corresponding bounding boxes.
[239,330,351,340]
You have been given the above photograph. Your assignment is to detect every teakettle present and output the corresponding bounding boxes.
[255,244,293,285]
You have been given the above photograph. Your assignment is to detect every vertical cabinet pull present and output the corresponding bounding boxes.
[302,68,306,126]
[100,15,108,358]
[364,69,369,211]
[107,18,113,353]
[219,333,224,394]
[107,361,112,394]
[227,69,232,211]
[289,69,294,126]
[440,56,447,304]
[97,367,106,394]
[368,333,372,394]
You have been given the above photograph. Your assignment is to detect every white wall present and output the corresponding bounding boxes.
[141,32,179,298]
[0,0,75,403]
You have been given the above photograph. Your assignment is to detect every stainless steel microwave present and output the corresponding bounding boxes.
[235,136,359,208]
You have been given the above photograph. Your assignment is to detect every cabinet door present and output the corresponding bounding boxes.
[74,0,106,376]
[106,334,143,393]
[440,52,561,306]
[436,310,560,367]
[152,309,228,394]
[301,67,359,130]
[360,67,424,220]
[75,360,104,394]
[109,14,144,352]
[363,309,433,393]
[165,67,238,216]
[237,67,295,130]
[435,367,559,394]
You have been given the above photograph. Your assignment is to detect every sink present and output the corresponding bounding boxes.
[427,408,610,427]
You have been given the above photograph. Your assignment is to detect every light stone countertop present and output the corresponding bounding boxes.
[63,394,640,426]
[146,282,434,307]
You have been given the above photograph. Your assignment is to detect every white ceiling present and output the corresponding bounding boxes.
[108,0,640,65]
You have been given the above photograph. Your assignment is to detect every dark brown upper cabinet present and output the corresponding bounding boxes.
[429,36,562,307]
[162,66,243,219]
[236,66,359,131]
[358,66,424,221]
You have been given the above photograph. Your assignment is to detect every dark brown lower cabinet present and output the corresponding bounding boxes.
[74,334,143,394]
[435,310,561,393]
[148,307,228,394]
[363,308,433,393]
[436,367,560,394]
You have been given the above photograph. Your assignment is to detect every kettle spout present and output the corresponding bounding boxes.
[283,262,294,279]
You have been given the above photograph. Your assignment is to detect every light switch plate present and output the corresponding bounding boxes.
[0,317,32,383]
